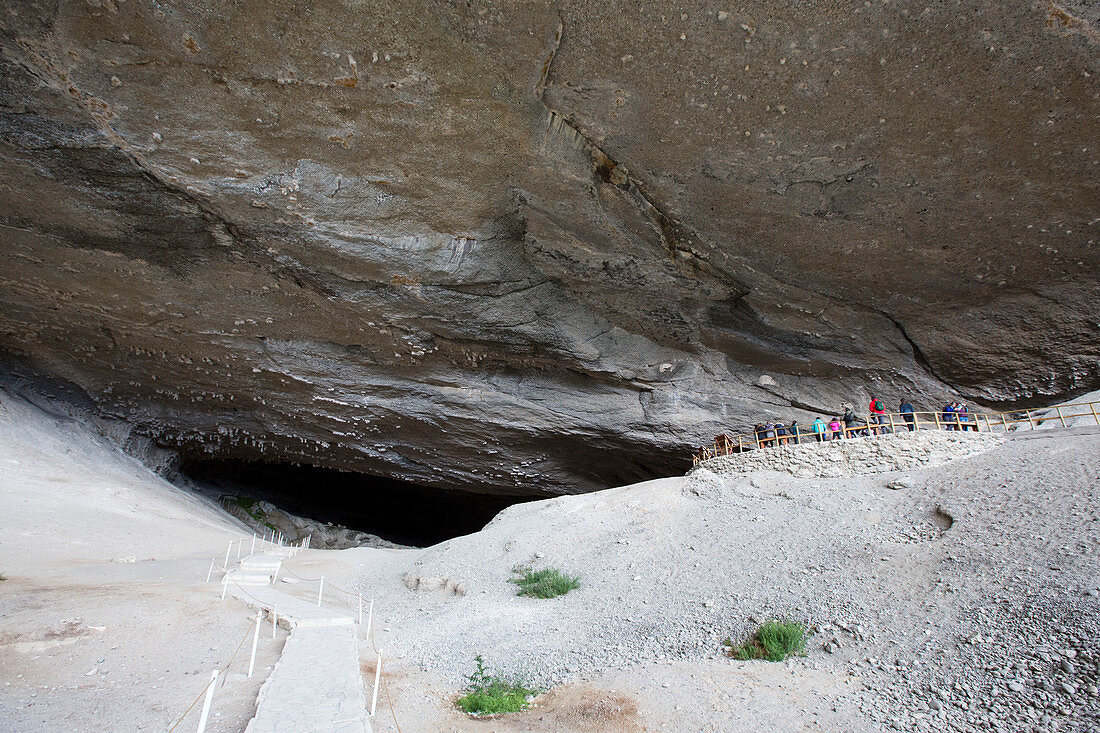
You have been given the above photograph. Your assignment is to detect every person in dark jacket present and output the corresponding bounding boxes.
[942,402,957,430]
[899,398,916,431]
[843,407,864,438]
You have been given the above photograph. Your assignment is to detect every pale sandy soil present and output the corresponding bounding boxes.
[0,392,287,732]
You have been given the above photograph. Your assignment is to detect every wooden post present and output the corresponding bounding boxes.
[1056,406,1068,428]
[888,413,896,433]
[1025,409,1034,429]
[1091,402,1099,427]
[196,670,219,733]
[738,434,744,452]
[934,411,941,430]
[370,648,384,717]
[247,612,261,678]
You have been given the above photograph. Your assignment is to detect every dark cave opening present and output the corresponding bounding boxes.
[177,458,539,548]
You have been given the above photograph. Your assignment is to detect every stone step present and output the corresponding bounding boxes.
[242,556,283,571]
[228,583,355,628]
[228,570,275,587]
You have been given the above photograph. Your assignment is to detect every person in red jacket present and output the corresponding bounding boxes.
[869,394,889,435]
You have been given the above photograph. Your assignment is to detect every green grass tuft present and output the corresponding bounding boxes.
[509,565,580,598]
[229,495,277,531]
[455,655,538,716]
[726,620,806,662]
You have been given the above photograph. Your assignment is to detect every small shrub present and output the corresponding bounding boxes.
[231,496,276,530]
[726,620,806,661]
[509,565,580,598]
[455,655,538,715]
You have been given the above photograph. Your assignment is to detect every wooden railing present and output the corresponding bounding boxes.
[692,399,1100,466]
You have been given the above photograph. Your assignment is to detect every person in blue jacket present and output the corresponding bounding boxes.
[899,398,916,431]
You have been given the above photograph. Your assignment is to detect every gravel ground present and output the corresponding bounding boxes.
[350,428,1099,732]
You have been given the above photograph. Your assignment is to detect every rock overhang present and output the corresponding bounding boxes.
[0,0,1097,497]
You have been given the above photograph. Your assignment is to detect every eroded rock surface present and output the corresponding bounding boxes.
[0,1,1097,496]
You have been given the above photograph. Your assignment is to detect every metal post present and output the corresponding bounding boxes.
[251,534,256,554]
[247,612,261,678]
[272,607,278,639]
[220,575,228,600]
[223,541,232,570]
[236,539,241,560]
[370,648,383,717]
[1056,406,1068,428]
[317,576,325,607]
[366,599,374,639]
[196,670,219,733]
[272,561,280,585]
[206,558,216,584]
[358,593,363,625]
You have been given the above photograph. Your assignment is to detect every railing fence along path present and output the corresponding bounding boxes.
[693,399,1100,465]
[167,529,396,732]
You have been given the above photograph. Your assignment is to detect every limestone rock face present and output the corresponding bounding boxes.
[0,1,1097,496]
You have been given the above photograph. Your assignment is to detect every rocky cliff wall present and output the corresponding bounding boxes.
[0,1,1096,496]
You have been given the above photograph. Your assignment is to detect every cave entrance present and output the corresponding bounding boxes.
[177,458,538,548]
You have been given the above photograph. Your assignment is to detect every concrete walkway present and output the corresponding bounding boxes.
[224,547,372,733]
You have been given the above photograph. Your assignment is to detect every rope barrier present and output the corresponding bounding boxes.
[165,675,216,733]
[277,561,403,730]
[277,564,361,605]
[218,615,259,687]
[382,673,404,733]
[219,542,402,731]
[165,615,258,732]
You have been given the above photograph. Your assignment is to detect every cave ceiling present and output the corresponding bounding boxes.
[1,0,1097,495]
